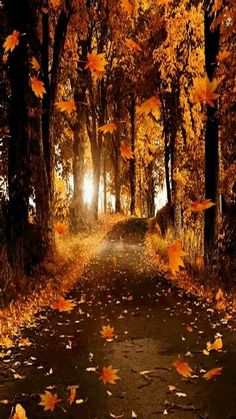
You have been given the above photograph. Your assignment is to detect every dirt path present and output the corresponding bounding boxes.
[0,218,236,418]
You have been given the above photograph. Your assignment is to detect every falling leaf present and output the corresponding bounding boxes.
[53,299,76,312]
[30,76,46,98]
[191,75,221,107]
[206,337,223,352]
[39,391,62,412]
[3,30,20,52]
[30,56,40,71]
[99,366,120,384]
[137,96,160,116]
[67,386,76,405]
[98,122,117,134]
[216,50,231,62]
[168,385,176,391]
[18,338,32,347]
[56,100,76,114]
[50,0,60,6]
[120,0,135,14]
[85,52,107,73]
[132,411,138,418]
[216,288,224,301]
[13,403,27,419]
[125,38,142,52]
[187,199,215,212]
[203,367,223,380]
[120,144,133,160]
[100,325,115,340]
[167,240,187,276]
[173,359,193,378]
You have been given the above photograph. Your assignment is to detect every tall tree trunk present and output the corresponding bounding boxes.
[204,8,220,262]
[129,96,136,215]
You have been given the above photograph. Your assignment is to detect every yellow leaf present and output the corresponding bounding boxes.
[0,336,14,348]
[120,0,135,14]
[30,76,46,98]
[206,337,223,352]
[85,52,107,73]
[39,391,62,412]
[56,100,76,114]
[53,299,76,312]
[3,30,20,53]
[167,240,186,276]
[125,38,142,52]
[187,199,215,212]
[191,75,221,107]
[100,325,114,340]
[203,367,223,380]
[30,56,40,71]
[99,366,120,384]
[98,122,117,134]
[215,288,224,301]
[173,359,193,378]
[13,403,27,419]
[67,386,76,405]
[137,96,160,116]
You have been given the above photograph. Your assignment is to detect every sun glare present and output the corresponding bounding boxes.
[83,175,94,204]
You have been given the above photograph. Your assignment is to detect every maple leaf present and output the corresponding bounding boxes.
[3,30,20,52]
[39,391,62,411]
[50,0,61,6]
[56,100,76,114]
[13,403,27,419]
[98,122,117,134]
[100,325,115,340]
[125,38,142,52]
[30,76,46,98]
[173,359,193,378]
[187,199,215,212]
[167,240,186,276]
[85,52,107,73]
[192,75,221,107]
[99,366,120,384]
[206,337,223,352]
[120,0,135,14]
[203,367,223,380]
[53,299,76,312]
[137,96,160,116]
[30,56,40,71]
[67,386,76,405]
[120,144,133,160]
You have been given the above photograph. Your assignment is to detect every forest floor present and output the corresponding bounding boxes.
[0,218,236,419]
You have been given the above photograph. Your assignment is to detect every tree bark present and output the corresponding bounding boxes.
[129,96,136,215]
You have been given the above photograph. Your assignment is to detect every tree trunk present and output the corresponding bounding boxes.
[129,96,136,215]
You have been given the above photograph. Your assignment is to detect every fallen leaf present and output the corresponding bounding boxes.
[100,325,115,340]
[206,337,223,352]
[3,30,20,52]
[13,403,27,419]
[99,366,120,384]
[203,367,223,380]
[53,299,76,312]
[39,391,62,412]
[67,386,76,405]
[215,288,224,301]
[0,336,14,348]
[173,359,193,378]
[168,385,176,391]
[167,240,187,276]
[30,76,46,98]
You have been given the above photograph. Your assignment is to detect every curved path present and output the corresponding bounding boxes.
[0,219,236,418]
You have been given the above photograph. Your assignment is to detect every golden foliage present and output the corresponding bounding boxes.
[39,391,62,411]
[85,52,108,73]
[99,366,120,384]
[191,75,221,107]
[137,96,160,116]
[100,325,115,340]
[53,299,76,312]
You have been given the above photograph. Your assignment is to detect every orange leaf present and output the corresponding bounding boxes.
[54,221,67,234]
[206,337,223,352]
[125,38,142,52]
[100,325,115,340]
[167,240,186,276]
[39,391,62,412]
[50,0,61,6]
[137,96,160,116]
[99,366,120,384]
[187,199,215,212]
[0,336,14,348]
[120,144,133,160]
[85,52,107,73]
[203,367,223,380]
[67,386,76,405]
[3,30,20,53]
[56,100,76,114]
[173,359,193,378]
[30,56,40,71]
[13,404,27,419]
[30,76,46,98]
[216,50,231,62]
[120,0,135,14]
[192,75,221,107]
[53,299,76,312]
[98,122,117,134]
[18,338,32,347]
[216,288,224,301]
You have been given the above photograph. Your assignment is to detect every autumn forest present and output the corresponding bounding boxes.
[0,0,236,418]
